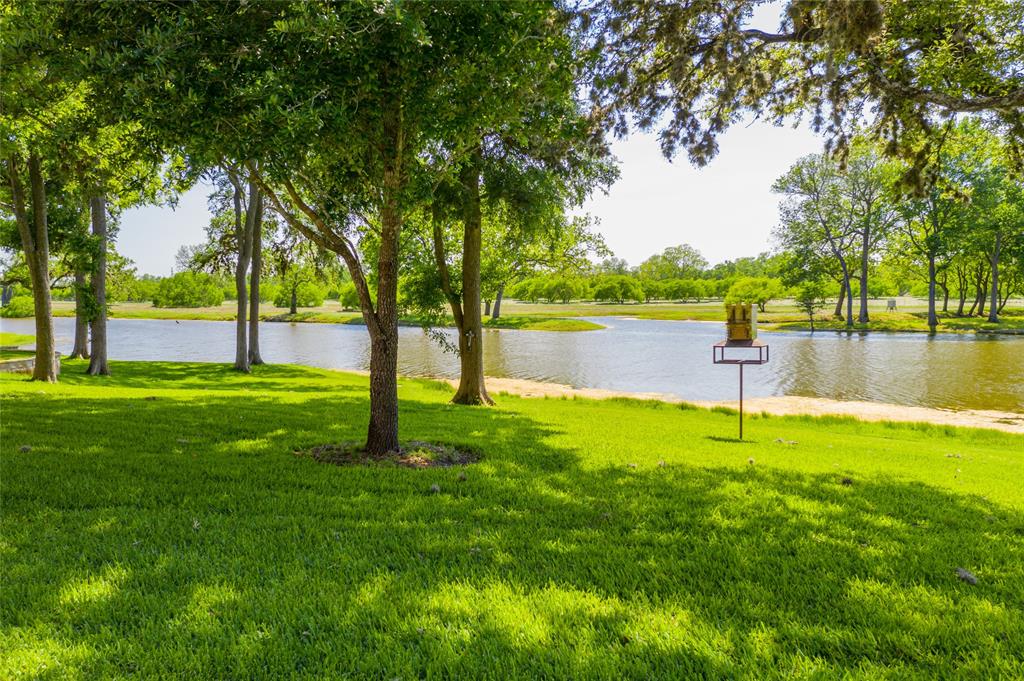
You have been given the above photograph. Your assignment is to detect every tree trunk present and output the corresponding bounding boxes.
[452,146,492,406]
[955,265,967,316]
[927,253,938,333]
[8,155,57,381]
[289,286,297,315]
[833,282,845,320]
[939,274,949,313]
[364,112,403,456]
[987,232,1000,323]
[248,192,264,365]
[491,283,504,320]
[836,257,853,329]
[483,299,491,317]
[858,229,870,323]
[70,269,90,359]
[87,195,109,375]
[231,173,256,372]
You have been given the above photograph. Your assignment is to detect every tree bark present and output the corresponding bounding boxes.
[483,299,491,317]
[248,192,264,365]
[364,111,403,456]
[858,229,870,323]
[987,231,1000,323]
[8,155,57,381]
[452,146,492,406]
[491,283,504,320]
[289,285,297,315]
[70,269,90,359]
[955,265,967,316]
[939,272,949,313]
[231,172,256,372]
[927,252,938,333]
[87,195,109,375]
[833,282,845,320]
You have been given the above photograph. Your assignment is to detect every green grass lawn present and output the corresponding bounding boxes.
[48,301,603,332]
[0,331,36,347]
[2,361,1022,678]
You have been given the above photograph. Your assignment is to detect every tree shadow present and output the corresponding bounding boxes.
[2,380,1023,678]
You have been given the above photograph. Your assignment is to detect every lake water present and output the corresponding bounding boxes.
[3,316,1023,412]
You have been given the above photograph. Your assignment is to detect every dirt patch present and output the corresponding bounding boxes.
[298,440,480,468]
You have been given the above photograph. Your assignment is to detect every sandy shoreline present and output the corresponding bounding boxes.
[433,376,1024,434]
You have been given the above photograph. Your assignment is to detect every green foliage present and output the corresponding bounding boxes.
[724,277,784,312]
[0,295,34,318]
[592,274,644,304]
[338,283,361,311]
[794,281,828,330]
[591,0,1024,176]
[274,281,325,309]
[151,272,225,308]
[2,361,1022,678]
[637,244,708,280]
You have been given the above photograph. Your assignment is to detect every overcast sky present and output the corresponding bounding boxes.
[118,120,825,276]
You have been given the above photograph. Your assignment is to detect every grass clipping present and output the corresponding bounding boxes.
[298,440,480,468]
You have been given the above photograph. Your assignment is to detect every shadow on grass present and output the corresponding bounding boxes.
[2,382,1023,678]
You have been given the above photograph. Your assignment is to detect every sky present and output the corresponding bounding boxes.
[118,120,825,276]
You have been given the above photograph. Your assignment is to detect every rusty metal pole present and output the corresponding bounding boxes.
[739,363,744,440]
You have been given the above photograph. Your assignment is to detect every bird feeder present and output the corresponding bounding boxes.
[713,303,769,440]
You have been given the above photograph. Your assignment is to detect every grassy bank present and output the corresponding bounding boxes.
[0,331,35,347]
[48,301,604,332]
[44,298,1024,334]
[2,361,1022,678]
[502,299,1024,334]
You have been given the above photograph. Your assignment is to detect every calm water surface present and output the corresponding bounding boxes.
[3,316,1022,412]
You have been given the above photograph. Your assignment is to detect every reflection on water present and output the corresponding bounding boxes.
[3,315,1022,412]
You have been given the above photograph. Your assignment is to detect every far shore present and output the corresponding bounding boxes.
[38,297,1024,336]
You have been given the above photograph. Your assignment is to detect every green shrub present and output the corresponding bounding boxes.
[274,281,325,308]
[725,277,783,312]
[151,272,225,308]
[339,283,361,310]
[0,295,34,318]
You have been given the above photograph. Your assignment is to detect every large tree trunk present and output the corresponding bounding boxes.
[987,232,1000,323]
[483,299,491,317]
[8,154,57,382]
[926,253,938,333]
[858,230,870,323]
[248,192,264,365]
[70,269,90,359]
[491,283,504,320]
[289,286,297,315]
[452,146,492,406]
[365,116,403,456]
[87,195,109,375]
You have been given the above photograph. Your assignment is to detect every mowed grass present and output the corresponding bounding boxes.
[0,332,35,347]
[500,298,1024,334]
[2,361,1023,679]
[48,301,603,332]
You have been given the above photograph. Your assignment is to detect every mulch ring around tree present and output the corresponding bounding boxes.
[297,440,481,468]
